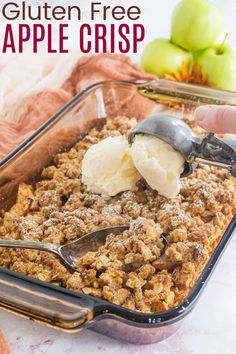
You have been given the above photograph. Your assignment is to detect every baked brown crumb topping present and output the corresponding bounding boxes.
[0,116,235,313]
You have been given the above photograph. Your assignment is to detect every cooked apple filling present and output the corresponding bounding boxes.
[0,116,235,313]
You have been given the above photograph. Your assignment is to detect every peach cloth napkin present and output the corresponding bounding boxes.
[0,53,154,160]
[0,331,11,354]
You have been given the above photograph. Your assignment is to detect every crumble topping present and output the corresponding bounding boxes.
[0,116,235,312]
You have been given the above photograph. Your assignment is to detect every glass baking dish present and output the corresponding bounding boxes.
[0,79,236,345]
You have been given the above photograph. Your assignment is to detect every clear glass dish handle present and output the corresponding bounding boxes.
[0,268,95,331]
[139,79,236,106]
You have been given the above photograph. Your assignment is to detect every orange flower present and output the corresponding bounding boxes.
[164,62,215,87]
[161,63,216,112]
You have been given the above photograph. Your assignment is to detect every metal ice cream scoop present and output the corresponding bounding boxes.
[128,115,236,177]
[0,226,129,271]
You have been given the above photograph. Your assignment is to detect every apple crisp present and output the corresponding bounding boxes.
[0,116,235,313]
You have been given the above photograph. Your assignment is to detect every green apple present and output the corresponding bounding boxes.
[171,0,225,52]
[141,38,191,77]
[196,45,236,91]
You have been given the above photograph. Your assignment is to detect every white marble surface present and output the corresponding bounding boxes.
[1,0,236,353]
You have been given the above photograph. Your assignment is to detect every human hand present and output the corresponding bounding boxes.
[194,105,236,134]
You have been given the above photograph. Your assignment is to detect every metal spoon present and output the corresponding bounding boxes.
[128,115,236,177]
[0,226,129,270]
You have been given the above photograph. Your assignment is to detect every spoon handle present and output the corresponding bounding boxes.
[0,239,59,255]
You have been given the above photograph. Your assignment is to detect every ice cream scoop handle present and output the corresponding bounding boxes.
[224,139,236,150]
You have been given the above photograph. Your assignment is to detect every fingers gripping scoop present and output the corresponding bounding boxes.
[129,115,236,177]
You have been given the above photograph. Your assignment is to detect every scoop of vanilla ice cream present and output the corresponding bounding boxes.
[82,136,141,197]
[131,135,185,199]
